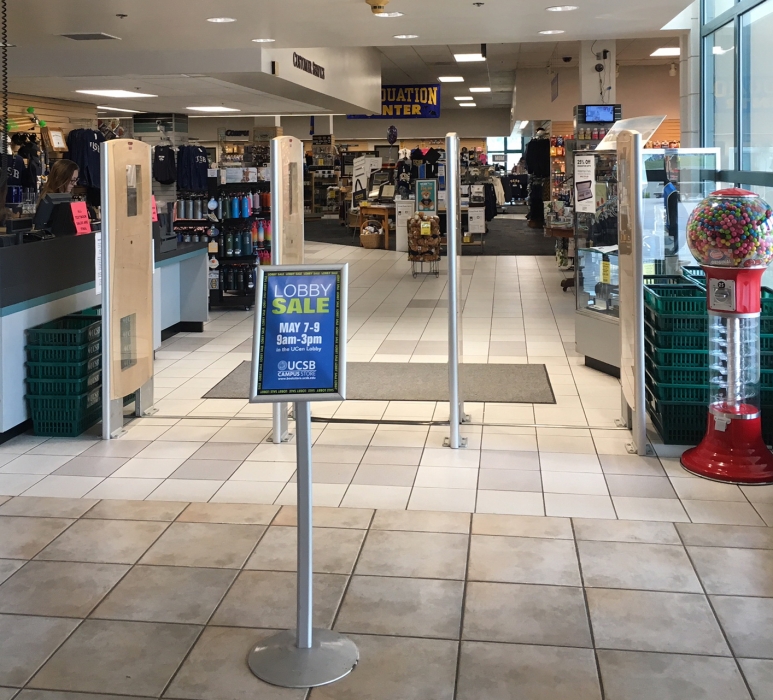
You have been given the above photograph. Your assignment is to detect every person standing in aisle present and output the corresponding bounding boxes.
[524,128,550,228]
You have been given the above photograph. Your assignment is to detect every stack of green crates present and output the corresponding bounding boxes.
[644,277,773,445]
[644,281,709,445]
[25,307,103,437]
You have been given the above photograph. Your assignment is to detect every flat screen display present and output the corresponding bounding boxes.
[585,105,615,123]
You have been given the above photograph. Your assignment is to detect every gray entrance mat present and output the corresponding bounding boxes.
[204,361,555,404]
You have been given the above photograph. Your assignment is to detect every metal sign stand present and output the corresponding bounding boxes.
[247,262,357,688]
[444,132,469,449]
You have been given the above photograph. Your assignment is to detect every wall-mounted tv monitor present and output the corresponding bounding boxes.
[584,105,616,123]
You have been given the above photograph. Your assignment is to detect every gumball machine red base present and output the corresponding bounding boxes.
[680,189,773,484]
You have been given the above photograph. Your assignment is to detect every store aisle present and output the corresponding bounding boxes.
[0,243,770,525]
[0,501,768,700]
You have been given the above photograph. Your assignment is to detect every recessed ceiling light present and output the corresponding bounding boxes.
[187,106,241,112]
[519,120,529,129]
[96,105,142,113]
[375,11,404,17]
[76,89,156,98]
[460,103,477,107]
[252,38,275,43]
[469,87,491,93]
[539,29,565,34]
[207,17,236,22]
[546,5,578,11]
[455,52,486,62]
[651,47,680,56]
[455,96,474,101]
[439,76,465,83]
[394,34,419,39]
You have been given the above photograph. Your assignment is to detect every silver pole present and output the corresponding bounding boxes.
[295,400,313,650]
[271,138,291,443]
[100,142,112,440]
[445,132,466,449]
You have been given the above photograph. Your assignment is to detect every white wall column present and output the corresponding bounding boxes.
[680,1,701,148]
[579,40,617,104]
[275,115,282,127]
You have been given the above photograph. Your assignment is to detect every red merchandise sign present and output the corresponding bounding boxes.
[70,201,91,234]
[151,196,158,222]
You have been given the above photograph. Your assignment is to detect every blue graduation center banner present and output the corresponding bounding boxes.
[253,267,347,400]
[348,84,441,119]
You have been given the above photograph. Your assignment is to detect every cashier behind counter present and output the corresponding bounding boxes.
[31,160,97,237]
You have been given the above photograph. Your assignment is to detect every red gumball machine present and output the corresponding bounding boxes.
[681,188,773,483]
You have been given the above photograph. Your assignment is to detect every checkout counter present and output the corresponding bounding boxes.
[0,201,208,438]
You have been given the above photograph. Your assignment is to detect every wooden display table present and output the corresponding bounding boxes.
[359,204,395,250]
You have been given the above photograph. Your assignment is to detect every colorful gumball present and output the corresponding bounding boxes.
[686,188,773,267]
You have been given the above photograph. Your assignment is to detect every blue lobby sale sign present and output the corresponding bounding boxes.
[251,266,348,401]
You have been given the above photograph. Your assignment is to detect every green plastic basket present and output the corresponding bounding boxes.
[27,386,102,437]
[762,335,773,353]
[25,339,101,364]
[644,308,708,333]
[645,338,708,368]
[25,355,102,380]
[643,274,696,286]
[67,306,102,318]
[26,369,101,397]
[646,386,707,445]
[26,316,101,347]
[646,371,710,403]
[643,284,707,316]
[763,405,773,446]
[646,360,709,386]
[645,322,708,350]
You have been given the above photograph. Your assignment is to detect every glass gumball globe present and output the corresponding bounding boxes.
[686,188,773,268]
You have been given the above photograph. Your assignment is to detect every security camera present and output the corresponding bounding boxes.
[366,0,390,13]
[562,56,572,63]
[594,63,605,73]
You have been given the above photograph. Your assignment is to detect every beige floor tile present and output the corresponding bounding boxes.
[147,479,223,503]
[475,490,544,516]
[463,581,591,646]
[408,487,477,513]
[598,650,750,700]
[542,472,609,495]
[676,522,773,549]
[111,458,186,479]
[351,464,418,487]
[414,467,479,490]
[604,474,677,499]
[209,481,286,505]
[688,546,773,596]
[586,588,730,656]
[85,478,164,501]
[682,499,767,526]
[739,658,773,700]
[336,575,463,639]
[457,642,601,700]
[540,452,602,473]
[0,455,76,476]
[245,526,365,574]
[545,493,616,519]
[371,509,470,534]
[272,505,373,529]
[420,448,480,469]
[670,477,746,502]
[537,435,597,454]
[340,485,412,510]
[274,483,347,508]
[0,614,79,687]
[711,595,773,659]
[28,619,200,696]
[612,496,690,523]
[468,535,581,586]
[177,502,278,525]
[479,450,540,470]
[0,497,96,519]
[573,519,680,545]
[599,454,665,476]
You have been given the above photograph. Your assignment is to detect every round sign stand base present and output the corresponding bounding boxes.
[248,628,359,688]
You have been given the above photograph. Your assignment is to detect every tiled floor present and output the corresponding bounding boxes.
[0,499,770,700]
[1,242,772,525]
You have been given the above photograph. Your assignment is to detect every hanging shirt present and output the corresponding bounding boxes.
[153,145,177,185]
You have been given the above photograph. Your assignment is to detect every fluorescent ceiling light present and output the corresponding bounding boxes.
[375,11,404,17]
[97,105,142,113]
[0,43,15,47]
[519,120,529,129]
[539,29,565,34]
[394,34,418,39]
[455,96,474,101]
[207,17,236,22]
[455,53,486,62]
[439,76,464,82]
[460,103,477,107]
[252,38,275,43]
[187,106,241,112]
[651,47,680,56]
[76,89,156,98]
[713,45,734,54]
[469,87,491,93]
[546,5,578,10]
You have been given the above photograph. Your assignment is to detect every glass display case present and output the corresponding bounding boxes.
[573,148,719,373]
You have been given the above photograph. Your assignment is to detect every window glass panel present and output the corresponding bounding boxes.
[506,135,522,151]
[706,24,736,169]
[705,0,735,22]
[507,153,522,171]
[487,137,505,152]
[742,1,773,172]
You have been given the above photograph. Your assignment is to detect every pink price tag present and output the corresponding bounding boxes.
[151,196,159,222]
[70,201,91,234]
